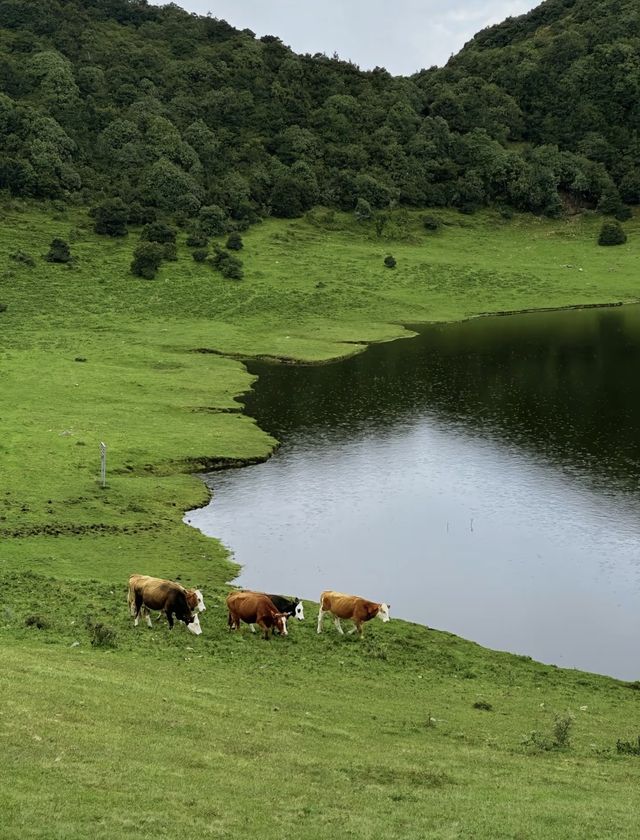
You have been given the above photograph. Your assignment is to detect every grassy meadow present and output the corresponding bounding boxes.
[1,203,640,838]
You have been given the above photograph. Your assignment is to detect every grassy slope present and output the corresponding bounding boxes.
[1,204,640,838]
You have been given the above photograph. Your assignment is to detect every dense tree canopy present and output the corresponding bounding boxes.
[0,0,637,224]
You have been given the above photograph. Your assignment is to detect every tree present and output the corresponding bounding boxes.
[354,198,372,221]
[598,221,627,246]
[140,222,176,244]
[198,205,227,236]
[45,238,71,263]
[92,198,128,237]
[131,241,164,278]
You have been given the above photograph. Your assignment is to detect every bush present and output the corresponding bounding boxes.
[87,621,117,649]
[384,255,397,269]
[598,221,627,246]
[192,249,208,262]
[45,239,72,263]
[92,198,128,237]
[0,303,7,314]
[422,215,440,231]
[163,242,178,261]
[131,241,164,279]
[185,229,209,248]
[24,614,49,629]
[140,222,176,244]
[472,700,493,711]
[615,206,633,222]
[616,736,640,755]
[199,204,227,236]
[354,197,373,221]
[10,250,35,267]
[127,203,157,225]
[225,232,243,250]
[210,246,244,280]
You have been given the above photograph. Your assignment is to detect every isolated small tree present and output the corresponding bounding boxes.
[92,198,128,237]
[225,232,243,250]
[131,241,164,278]
[598,221,627,246]
[384,255,397,268]
[192,249,208,262]
[45,238,71,263]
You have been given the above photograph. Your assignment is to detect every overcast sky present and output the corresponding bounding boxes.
[153,1,539,75]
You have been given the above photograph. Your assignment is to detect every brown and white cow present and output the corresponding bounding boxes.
[316,590,390,636]
[128,574,202,635]
[226,591,289,639]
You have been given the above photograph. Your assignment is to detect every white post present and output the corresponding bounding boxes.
[100,441,107,488]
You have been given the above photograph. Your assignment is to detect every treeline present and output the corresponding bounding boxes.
[0,0,637,228]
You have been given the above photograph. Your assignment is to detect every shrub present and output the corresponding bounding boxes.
[185,229,208,248]
[45,239,72,263]
[422,215,440,231]
[598,221,627,246]
[472,700,493,711]
[131,241,164,279]
[92,198,129,237]
[384,255,396,269]
[199,204,227,236]
[127,203,157,225]
[163,242,178,261]
[615,206,632,222]
[616,736,640,755]
[24,614,49,629]
[225,232,243,250]
[192,249,208,262]
[87,621,117,649]
[354,197,373,221]
[0,303,7,313]
[10,250,35,267]
[210,246,244,280]
[140,222,176,244]
[552,714,574,748]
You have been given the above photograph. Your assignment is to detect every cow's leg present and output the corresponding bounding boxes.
[334,617,344,635]
[348,621,362,635]
[133,593,144,627]
[249,623,256,633]
[166,610,174,630]
[144,606,153,628]
[316,608,325,634]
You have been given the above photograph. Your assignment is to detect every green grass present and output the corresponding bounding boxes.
[1,202,640,838]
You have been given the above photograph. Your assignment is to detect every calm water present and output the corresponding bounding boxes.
[187,306,640,679]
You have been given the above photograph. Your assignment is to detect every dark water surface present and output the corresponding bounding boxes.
[188,306,640,679]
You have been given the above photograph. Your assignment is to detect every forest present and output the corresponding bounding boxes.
[0,0,638,229]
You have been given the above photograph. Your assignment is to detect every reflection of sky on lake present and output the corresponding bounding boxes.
[188,306,640,680]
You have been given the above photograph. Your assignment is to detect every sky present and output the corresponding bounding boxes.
[152,0,540,76]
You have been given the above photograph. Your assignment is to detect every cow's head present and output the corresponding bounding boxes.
[274,612,288,636]
[186,612,202,636]
[193,589,206,612]
[294,600,304,621]
[377,603,390,623]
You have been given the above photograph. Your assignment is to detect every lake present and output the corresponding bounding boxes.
[187,305,640,680]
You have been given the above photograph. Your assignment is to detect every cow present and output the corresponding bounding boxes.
[316,590,390,636]
[150,585,206,623]
[245,593,304,634]
[226,591,289,639]
[128,574,202,635]
[266,594,304,621]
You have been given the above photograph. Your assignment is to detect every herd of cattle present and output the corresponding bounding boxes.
[127,574,391,639]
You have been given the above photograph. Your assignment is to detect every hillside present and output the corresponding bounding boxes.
[0,0,637,223]
[1,204,640,837]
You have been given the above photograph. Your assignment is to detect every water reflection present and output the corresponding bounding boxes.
[188,306,640,679]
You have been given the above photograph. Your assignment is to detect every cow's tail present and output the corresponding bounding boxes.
[127,577,137,617]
